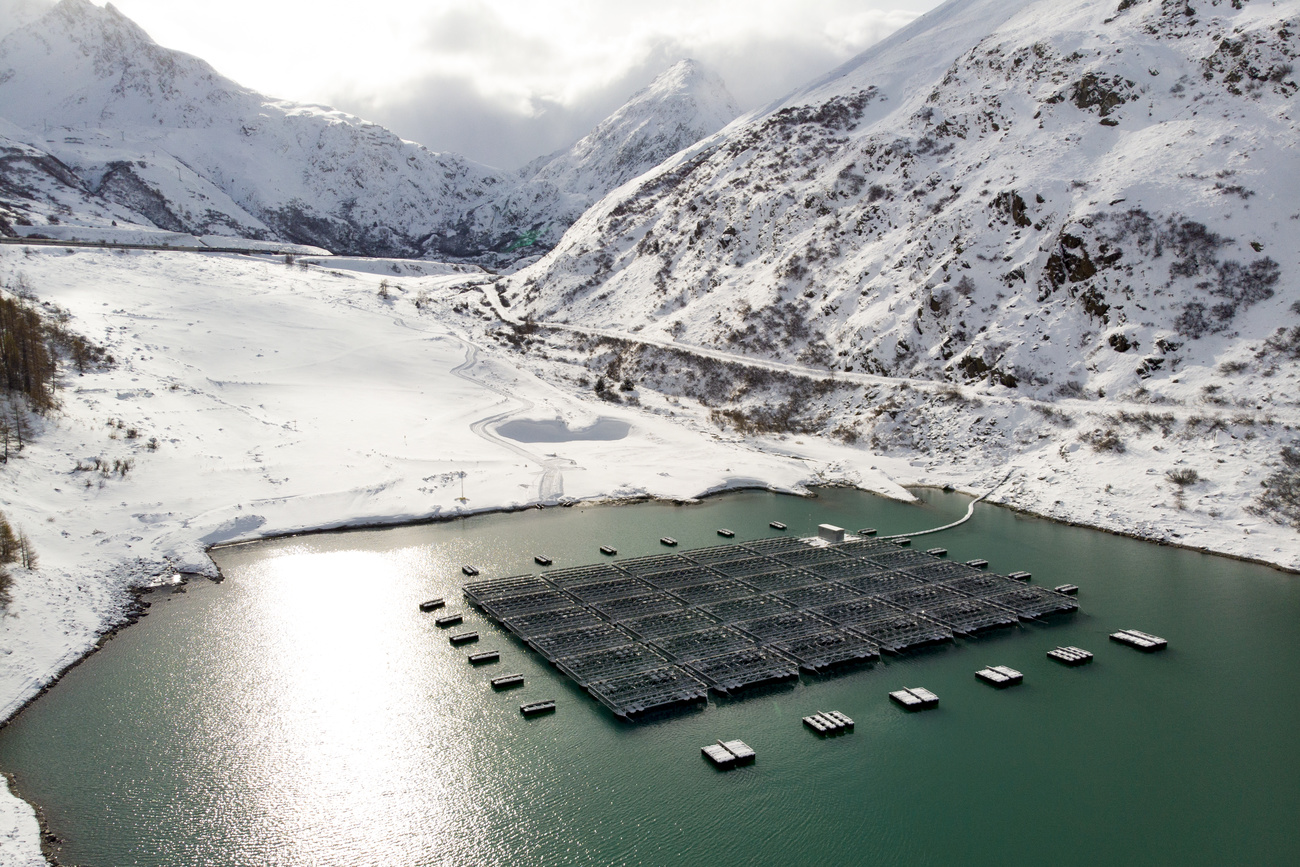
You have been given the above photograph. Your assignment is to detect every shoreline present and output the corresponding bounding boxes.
[9,474,1296,738]
[0,478,1295,867]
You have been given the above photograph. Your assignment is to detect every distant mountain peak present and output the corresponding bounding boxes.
[524,58,740,198]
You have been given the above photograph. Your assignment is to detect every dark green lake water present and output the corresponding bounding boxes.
[2,489,1298,866]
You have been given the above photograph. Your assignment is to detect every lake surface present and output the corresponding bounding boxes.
[494,416,630,442]
[2,488,1298,866]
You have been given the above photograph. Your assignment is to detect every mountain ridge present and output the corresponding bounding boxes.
[0,0,739,262]
[507,0,1298,402]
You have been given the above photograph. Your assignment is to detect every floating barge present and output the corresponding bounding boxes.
[803,710,853,734]
[1047,646,1093,666]
[1054,584,1078,595]
[520,700,556,717]
[702,739,755,769]
[717,529,735,538]
[462,565,479,577]
[434,613,463,628]
[600,545,617,556]
[534,555,552,566]
[966,559,989,569]
[419,598,445,612]
[890,687,939,710]
[449,631,479,645]
[926,548,947,557]
[976,665,1024,687]
[1110,629,1167,652]
[660,537,678,547]
[462,533,1077,721]
[467,650,500,665]
[491,673,524,689]
[769,521,787,530]
[1008,571,1032,581]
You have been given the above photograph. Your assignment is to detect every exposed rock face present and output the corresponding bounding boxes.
[509,0,1298,400]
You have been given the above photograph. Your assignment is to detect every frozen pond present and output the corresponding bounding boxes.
[495,416,630,442]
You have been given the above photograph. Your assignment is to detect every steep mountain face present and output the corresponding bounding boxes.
[0,0,504,256]
[0,1,739,261]
[510,0,1298,400]
[454,60,741,261]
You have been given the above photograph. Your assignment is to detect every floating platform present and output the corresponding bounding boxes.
[718,739,755,765]
[449,631,479,645]
[660,537,678,547]
[986,586,1078,620]
[653,626,756,663]
[976,665,1024,687]
[491,673,524,689]
[702,743,737,768]
[503,607,604,640]
[890,687,939,710]
[717,528,735,538]
[1007,571,1032,581]
[966,559,989,569]
[528,623,632,660]
[419,598,445,612]
[534,555,552,566]
[463,574,550,606]
[588,667,708,720]
[1047,646,1093,666]
[520,700,556,717]
[462,565,479,577]
[468,650,500,665]
[853,613,954,654]
[824,710,854,730]
[600,545,617,556]
[463,533,1076,721]
[922,599,1020,636]
[702,740,755,769]
[925,548,947,557]
[817,524,845,543]
[557,644,669,683]
[434,613,463,628]
[566,576,653,603]
[803,710,853,734]
[1110,629,1168,652]
[480,589,574,620]
[687,648,798,695]
[857,528,877,536]
[773,631,879,673]
[769,521,787,530]
[1054,584,1079,595]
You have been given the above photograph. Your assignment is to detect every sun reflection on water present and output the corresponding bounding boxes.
[189,545,499,864]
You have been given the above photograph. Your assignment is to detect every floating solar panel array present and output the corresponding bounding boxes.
[463,536,1077,721]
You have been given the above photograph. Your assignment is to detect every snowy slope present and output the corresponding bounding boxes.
[454,60,741,262]
[0,1,740,262]
[511,0,1298,402]
[0,0,507,255]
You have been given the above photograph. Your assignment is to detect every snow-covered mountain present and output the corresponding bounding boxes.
[0,0,739,261]
[452,60,741,262]
[509,0,1298,400]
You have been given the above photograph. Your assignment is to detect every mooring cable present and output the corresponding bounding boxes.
[887,470,1016,539]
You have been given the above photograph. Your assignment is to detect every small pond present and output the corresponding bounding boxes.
[494,416,630,442]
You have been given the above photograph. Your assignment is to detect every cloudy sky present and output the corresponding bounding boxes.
[103,0,941,170]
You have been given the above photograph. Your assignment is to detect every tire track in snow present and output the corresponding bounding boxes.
[449,336,573,502]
